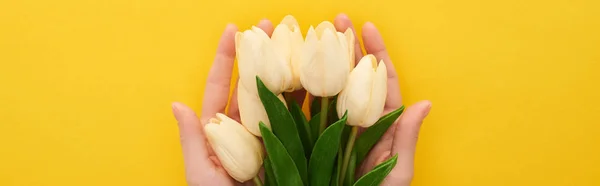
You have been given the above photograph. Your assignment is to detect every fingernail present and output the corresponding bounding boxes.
[421,100,432,116]
[337,13,349,19]
[172,102,179,111]
[259,19,270,24]
[172,102,183,120]
[224,23,237,31]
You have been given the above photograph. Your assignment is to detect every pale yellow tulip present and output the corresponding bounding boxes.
[235,26,293,96]
[272,15,304,92]
[300,21,355,97]
[204,113,264,182]
[336,54,387,127]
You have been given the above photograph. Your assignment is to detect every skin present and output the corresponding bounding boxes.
[172,14,431,186]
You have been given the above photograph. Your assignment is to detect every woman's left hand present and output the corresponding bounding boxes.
[333,14,432,186]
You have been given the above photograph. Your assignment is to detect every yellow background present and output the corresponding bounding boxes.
[1,0,599,185]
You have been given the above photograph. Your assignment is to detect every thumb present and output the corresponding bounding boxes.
[386,100,432,185]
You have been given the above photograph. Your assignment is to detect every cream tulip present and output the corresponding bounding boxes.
[336,54,387,127]
[204,113,264,182]
[300,21,355,97]
[271,15,304,92]
[235,26,293,96]
[237,81,288,136]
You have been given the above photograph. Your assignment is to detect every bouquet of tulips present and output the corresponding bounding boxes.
[204,15,405,186]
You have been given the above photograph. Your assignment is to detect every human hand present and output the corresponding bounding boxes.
[171,20,277,186]
[333,14,432,186]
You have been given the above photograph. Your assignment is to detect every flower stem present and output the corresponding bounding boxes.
[319,97,330,134]
[252,175,263,186]
[340,126,358,184]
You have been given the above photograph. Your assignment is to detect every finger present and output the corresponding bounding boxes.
[257,19,274,37]
[227,78,241,122]
[387,100,432,185]
[172,102,214,181]
[201,24,239,123]
[362,22,402,109]
[334,13,364,64]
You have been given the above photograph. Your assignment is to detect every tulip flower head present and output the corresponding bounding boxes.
[272,15,305,92]
[236,26,293,95]
[336,54,387,127]
[204,113,264,182]
[300,21,355,97]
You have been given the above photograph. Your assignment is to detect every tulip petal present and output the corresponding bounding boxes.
[237,30,261,95]
[315,21,336,38]
[289,25,305,91]
[321,28,349,96]
[364,60,388,126]
[256,35,291,95]
[252,26,270,40]
[237,82,271,136]
[344,28,355,68]
[336,31,353,71]
[234,31,243,57]
[272,24,292,61]
[344,55,375,127]
[280,15,300,28]
[271,24,295,92]
[300,27,324,96]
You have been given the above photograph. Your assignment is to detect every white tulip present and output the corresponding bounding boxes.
[235,26,293,96]
[272,15,305,92]
[237,81,287,136]
[300,21,355,97]
[336,54,387,127]
[204,113,264,182]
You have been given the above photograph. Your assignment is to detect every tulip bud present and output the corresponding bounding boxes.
[300,21,355,97]
[204,113,264,182]
[336,54,387,127]
[235,26,293,96]
[272,15,305,92]
[237,81,288,136]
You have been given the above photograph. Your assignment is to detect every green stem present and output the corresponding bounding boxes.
[252,175,263,186]
[345,151,357,185]
[319,97,330,134]
[339,126,358,184]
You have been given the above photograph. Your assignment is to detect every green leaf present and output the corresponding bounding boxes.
[260,122,304,186]
[355,106,405,165]
[290,100,314,158]
[310,97,321,117]
[331,146,343,186]
[343,150,357,186]
[308,112,321,144]
[353,154,398,186]
[256,77,308,184]
[264,157,276,186]
[308,112,348,186]
[339,125,351,152]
